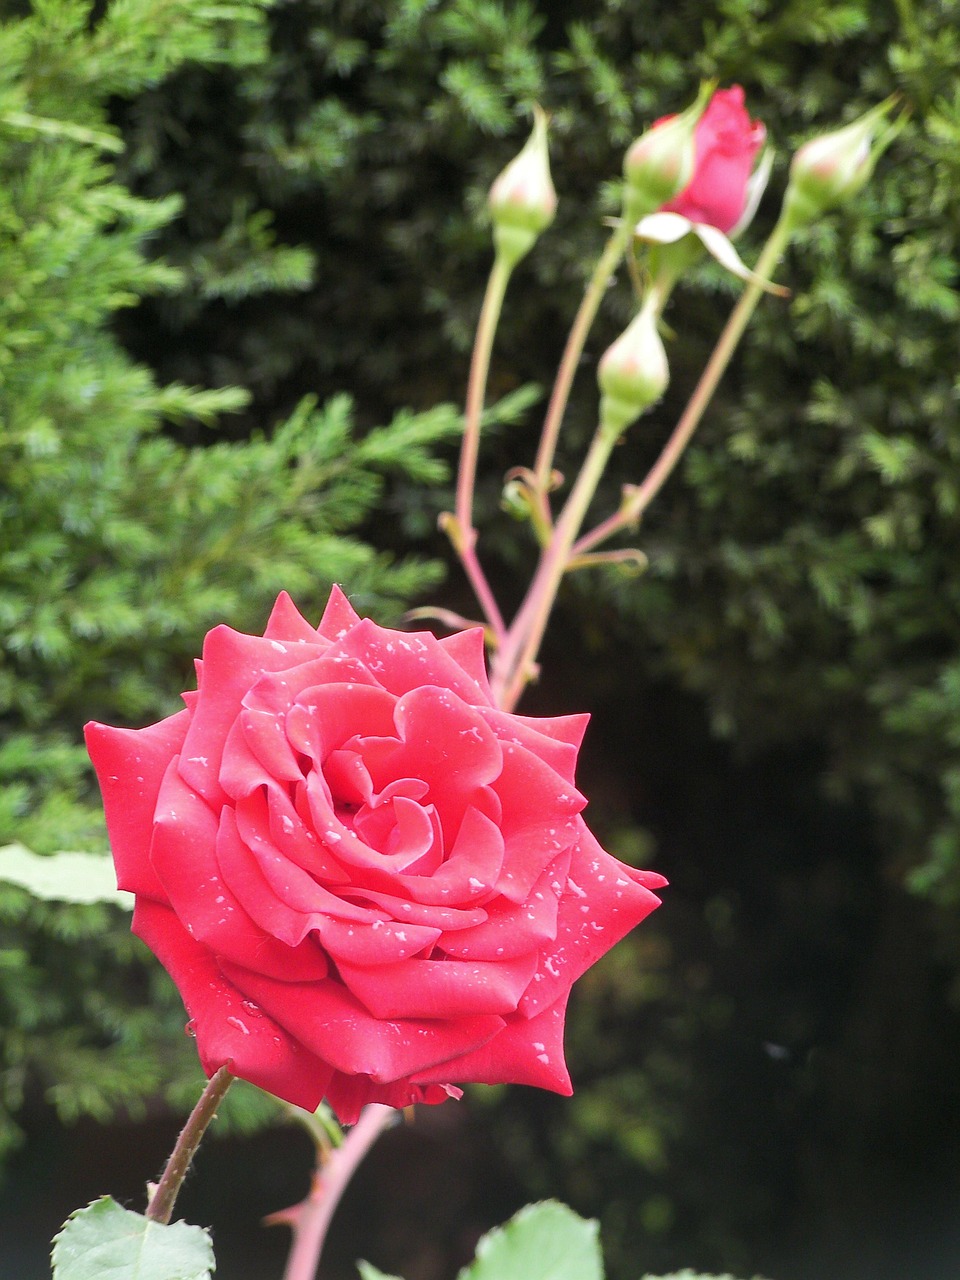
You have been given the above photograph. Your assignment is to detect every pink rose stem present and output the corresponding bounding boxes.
[491,412,623,712]
[572,212,793,556]
[452,252,513,642]
[280,1105,397,1280]
[530,217,634,519]
[145,1065,235,1225]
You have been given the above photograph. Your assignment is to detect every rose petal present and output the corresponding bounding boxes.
[519,822,665,1018]
[232,790,379,925]
[264,591,325,644]
[151,765,327,980]
[323,1074,461,1126]
[480,708,588,785]
[85,711,190,900]
[341,620,493,704]
[436,627,494,702]
[216,804,365,955]
[395,805,505,906]
[315,914,441,967]
[412,994,572,1095]
[133,899,331,1111]
[338,949,538,1020]
[286,682,397,764]
[219,708,302,800]
[341,887,487,932]
[219,960,506,1083]
[260,784,354,886]
[439,854,567,961]
[179,625,325,805]
[317,584,362,640]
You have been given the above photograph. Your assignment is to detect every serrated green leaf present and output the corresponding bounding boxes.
[458,1201,603,1280]
[0,845,132,907]
[52,1197,214,1280]
[357,1262,405,1280]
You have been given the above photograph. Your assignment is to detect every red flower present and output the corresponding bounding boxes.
[85,588,665,1124]
[659,86,765,234]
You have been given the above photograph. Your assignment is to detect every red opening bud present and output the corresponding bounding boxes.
[658,86,766,235]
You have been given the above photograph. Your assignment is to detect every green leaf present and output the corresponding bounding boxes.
[639,1273,773,1279]
[458,1201,603,1280]
[357,1263,405,1280]
[0,845,132,906]
[52,1197,214,1280]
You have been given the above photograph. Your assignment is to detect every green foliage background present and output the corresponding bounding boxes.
[2,1,960,1278]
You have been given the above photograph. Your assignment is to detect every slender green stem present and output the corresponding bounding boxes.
[492,420,621,711]
[145,1066,234,1225]
[573,213,793,556]
[451,253,513,640]
[531,218,634,509]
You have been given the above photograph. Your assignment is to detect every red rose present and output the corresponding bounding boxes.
[85,589,665,1124]
[659,86,765,234]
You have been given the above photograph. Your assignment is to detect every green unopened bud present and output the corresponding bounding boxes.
[783,97,903,228]
[622,83,713,224]
[489,105,557,267]
[598,302,669,435]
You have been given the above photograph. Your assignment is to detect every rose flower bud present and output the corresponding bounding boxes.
[657,85,766,234]
[622,84,711,221]
[783,97,902,229]
[598,301,670,435]
[489,105,557,267]
[85,587,665,1125]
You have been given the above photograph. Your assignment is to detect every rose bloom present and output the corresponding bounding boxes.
[86,588,665,1124]
[659,85,765,234]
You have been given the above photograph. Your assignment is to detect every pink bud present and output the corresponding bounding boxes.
[622,84,712,222]
[597,303,669,434]
[784,97,903,227]
[489,106,557,266]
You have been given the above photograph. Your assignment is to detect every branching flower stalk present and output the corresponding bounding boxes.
[572,212,794,557]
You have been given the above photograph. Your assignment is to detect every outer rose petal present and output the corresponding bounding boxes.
[520,822,667,1018]
[218,959,506,1083]
[85,712,190,900]
[337,950,539,1020]
[178,625,327,805]
[436,626,494,700]
[133,899,332,1111]
[412,993,572,1094]
[339,619,494,705]
[323,1074,461,1127]
[317,583,363,640]
[263,590,324,643]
